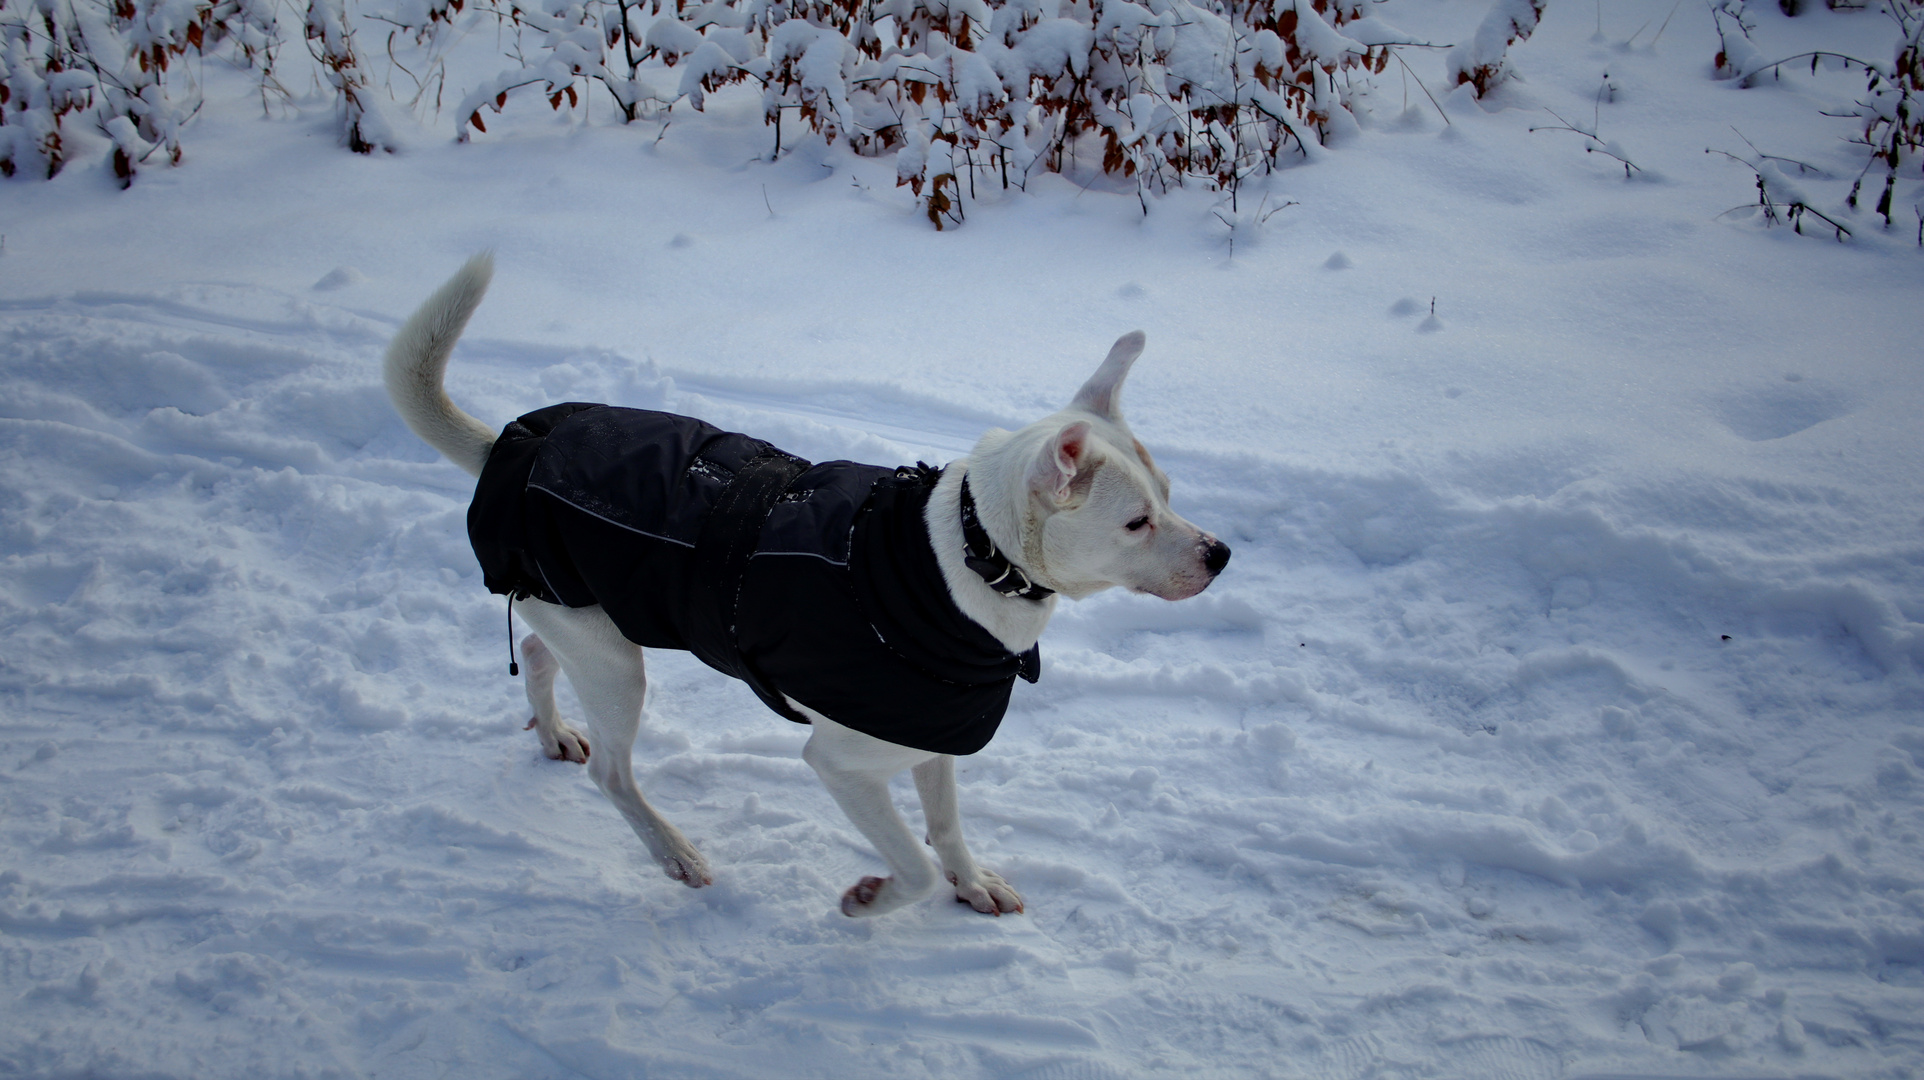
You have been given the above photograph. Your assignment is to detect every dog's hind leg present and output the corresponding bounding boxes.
[512,599,711,887]
[520,633,590,764]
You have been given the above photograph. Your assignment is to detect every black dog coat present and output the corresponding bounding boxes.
[467,403,1039,756]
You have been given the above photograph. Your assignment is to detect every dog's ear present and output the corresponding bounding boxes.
[1029,420,1093,504]
[1070,331,1145,421]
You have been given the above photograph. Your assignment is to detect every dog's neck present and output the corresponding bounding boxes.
[958,475,1054,601]
[925,461,1056,653]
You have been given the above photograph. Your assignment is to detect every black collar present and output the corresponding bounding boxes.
[958,473,1055,601]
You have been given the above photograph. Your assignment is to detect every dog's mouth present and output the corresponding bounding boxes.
[1136,538,1230,601]
[1139,576,1216,601]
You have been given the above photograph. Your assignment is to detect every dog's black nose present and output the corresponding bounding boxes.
[1203,538,1231,576]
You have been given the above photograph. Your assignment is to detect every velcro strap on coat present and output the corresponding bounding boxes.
[686,449,812,721]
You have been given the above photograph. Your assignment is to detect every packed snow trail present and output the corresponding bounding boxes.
[1,280,1919,1078]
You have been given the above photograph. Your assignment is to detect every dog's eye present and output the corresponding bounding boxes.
[1125,516,1150,532]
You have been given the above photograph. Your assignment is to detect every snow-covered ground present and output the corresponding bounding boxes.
[4,0,1924,1076]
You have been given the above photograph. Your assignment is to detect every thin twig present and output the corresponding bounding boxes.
[1734,50,1869,87]
[1529,107,1642,175]
[1391,49,1450,126]
[1730,126,1825,174]
[1707,146,1852,240]
[1649,0,1684,45]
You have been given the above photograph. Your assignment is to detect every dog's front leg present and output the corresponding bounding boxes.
[800,715,941,917]
[913,756,1022,915]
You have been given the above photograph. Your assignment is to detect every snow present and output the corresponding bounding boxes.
[3,0,1923,1076]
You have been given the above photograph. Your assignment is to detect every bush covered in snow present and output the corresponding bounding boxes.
[5,0,1921,238]
[456,0,657,131]
[1,0,321,182]
[463,0,1418,225]
[3,0,1425,214]
[306,0,396,154]
[1711,0,1924,239]
[1445,0,1539,97]
[0,0,279,182]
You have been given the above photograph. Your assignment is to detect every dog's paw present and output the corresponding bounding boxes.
[650,823,711,885]
[839,873,937,917]
[524,717,591,764]
[661,851,712,888]
[840,875,892,917]
[552,729,590,764]
[655,827,711,887]
[948,869,1023,915]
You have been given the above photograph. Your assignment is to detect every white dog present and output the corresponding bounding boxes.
[384,255,1229,917]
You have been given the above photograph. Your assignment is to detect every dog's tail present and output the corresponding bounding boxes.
[383,253,499,478]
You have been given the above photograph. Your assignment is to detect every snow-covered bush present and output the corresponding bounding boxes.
[470,0,1411,225]
[457,0,660,134]
[1712,0,1923,239]
[308,0,396,152]
[1710,0,1762,79]
[1,0,90,179]
[1,0,279,182]
[0,0,204,183]
[1849,3,1922,231]
[5,0,1412,220]
[1445,0,1541,97]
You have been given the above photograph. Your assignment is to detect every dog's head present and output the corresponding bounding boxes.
[974,332,1230,601]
